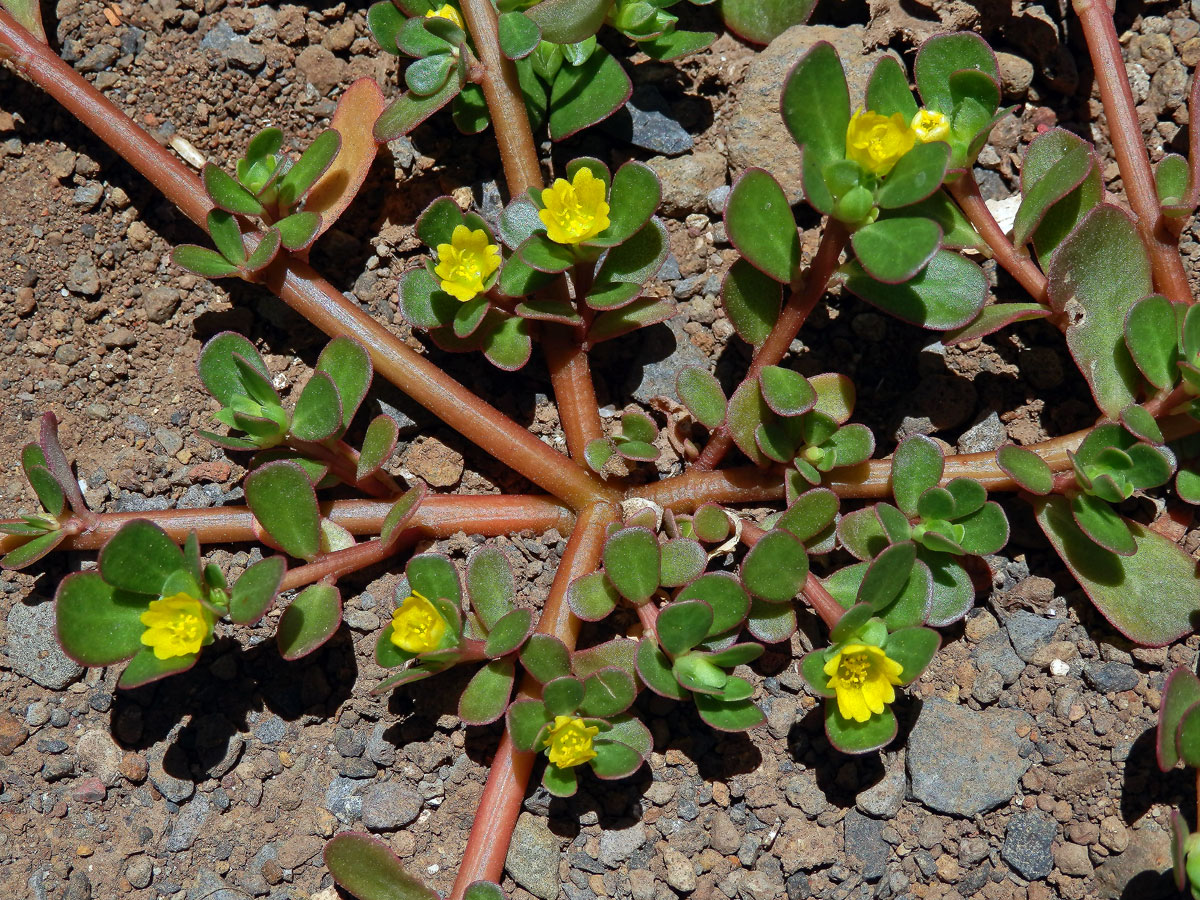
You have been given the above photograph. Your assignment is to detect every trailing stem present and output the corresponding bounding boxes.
[947,172,1051,305]
[449,502,617,900]
[0,11,612,510]
[0,495,574,554]
[692,220,850,471]
[1072,0,1192,304]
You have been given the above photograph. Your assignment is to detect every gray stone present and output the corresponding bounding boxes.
[144,287,181,323]
[855,750,906,819]
[1094,822,1174,900]
[200,21,263,69]
[324,776,364,823]
[253,714,286,744]
[188,868,250,900]
[194,714,243,779]
[73,183,104,210]
[1001,811,1055,880]
[74,730,123,786]
[365,723,396,767]
[76,43,119,73]
[377,399,419,434]
[727,24,890,203]
[606,85,693,156]
[599,821,647,867]
[957,411,1006,454]
[907,699,1033,816]
[973,632,1025,686]
[1083,660,1140,693]
[66,253,100,295]
[126,857,153,890]
[5,602,83,689]
[361,782,421,831]
[632,315,709,404]
[506,812,561,900]
[664,847,696,892]
[148,741,195,803]
[167,794,211,852]
[1005,610,1059,662]
[843,810,889,881]
[707,185,731,216]
[646,151,727,217]
[155,428,183,456]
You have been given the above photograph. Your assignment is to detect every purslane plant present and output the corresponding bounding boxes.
[3,0,1200,897]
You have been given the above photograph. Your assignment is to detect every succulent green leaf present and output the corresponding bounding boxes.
[245,461,321,561]
[243,230,280,274]
[229,556,285,625]
[741,529,808,603]
[725,168,801,284]
[776,488,838,543]
[996,444,1054,495]
[276,130,341,210]
[549,46,631,141]
[24,463,64,519]
[659,539,706,588]
[657,600,714,656]
[508,698,552,750]
[117,646,200,689]
[351,415,398,483]
[375,78,462,142]
[325,832,440,900]
[172,244,241,278]
[589,220,669,307]
[462,546,514,632]
[758,366,816,417]
[1159,668,1200,770]
[462,882,505,900]
[637,636,689,699]
[954,502,1008,556]
[858,541,916,612]
[866,56,918,120]
[591,738,643,779]
[198,332,269,407]
[920,549,975,625]
[1124,294,1182,390]
[206,208,247,266]
[1156,153,1192,209]
[398,268,459,328]
[587,298,675,345]
[527,0,612,43]
[1047,205,1150,418]
[676,573,750,637]
[745,597,797,644]
[693,692,765,732]
[691,505,730,543]
[203,164,265,216]
[914,33,998,113]
[841,249,987,330]
[676,368,726,429]
[837,506,890,561]
[824,702,897,755]
[892,435,944,517]
[417,196,468,250]
[584,438,615,474]
[721,257,781,348]
[518,233,575,273]
[1070,492,1135,556]
[725,379,773,467]
[1,529,69,570]
[779,41,848,214]
[289,371,342,443]
[719,0,816,45]
[1023,128,1103,266]
[277,583,341,660]
[458,659,515,725]
[367,1,406,53]
[1177,702,1200,769]
[883,626,940,684]
[406,50,456,97]
[542,761,578,797]
[800,649,836,697]
[99,519,183,596]
[588,161,661,248]
[55,573,148,665]
[1177,467,1200,505]
[673,652,728,695]
[881,190,984,252]
[483,608,533,658]
[1012,143,1094,247]
[407,553,462,606]
[568,571,619,621]
[1036,494,1200,645]
[944,303,1052,345]
[877,142,951,209]
[520,635,570,685]
[850,217,941,285]
[581,668,636,717]
[498,11,541,59]
[602,527,660,604]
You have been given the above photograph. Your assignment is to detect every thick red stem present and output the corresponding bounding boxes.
[1072,0,1192,304]
[693,221,849,471]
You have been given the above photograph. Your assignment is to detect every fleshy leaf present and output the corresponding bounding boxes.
[602,527,660,604]
[229,556,285,625]
[324,833,440,900]
[277,583,341,660]
[741,529,808,603]
[721,258,781,348]
[725,168,801,284]
[245,461,322,561]
[459,659,515,725]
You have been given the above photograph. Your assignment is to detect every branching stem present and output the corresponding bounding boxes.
[1072,0,1192,304]
[693,221,849,471]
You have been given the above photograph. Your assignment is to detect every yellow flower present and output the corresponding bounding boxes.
[538,168,611,245]
[424,4,464,28]
[389,589,446,654]
[845,109,916,177]
[543,715,599,768]
[139,592,212,661]
[911,108,951,144]
[823,643,904,723]
[433,225,501,303]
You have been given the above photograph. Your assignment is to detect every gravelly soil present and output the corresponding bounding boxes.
[2,2,1200,900]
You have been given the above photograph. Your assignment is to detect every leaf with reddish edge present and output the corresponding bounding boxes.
[277,583,342,660]
[526,0,612,44]
[586,298,675,345]
[1171,809,1190,893]
[719,0,815,44]
[1034,494,1200,647]
[374,77,462,142]
[39,413,98,527]
[548,46,632,141]
[325,832,439,900]
[459,658,515,725]
[725,168,801,284]
[996,444,1053,495]
[357,414,399,481]
[245,461,322,561]
[3,0,46,41]
[1,529,68,570]
[1158,667,1200,771]
[229,556,286,625]
[725,379,772,467]
[943,303,1051,346]
[1047,205,1150,418]
[721,257,781,348]
[118,646,200,689]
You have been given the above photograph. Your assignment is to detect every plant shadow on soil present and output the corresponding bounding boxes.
[110,628,357,780]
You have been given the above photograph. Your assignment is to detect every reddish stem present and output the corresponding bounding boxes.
[693,221,849,471]
[947,174,1051,306]
[279,535,409,592]
[0,11,610,512]
[544,330,606,461]
[0,494,573,555]
[1072,0,1192,304]
[449,501,616,899]
[287,437,403,499]
[635,600,659,641]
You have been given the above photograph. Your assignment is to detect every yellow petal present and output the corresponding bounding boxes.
[836,686,871,723]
